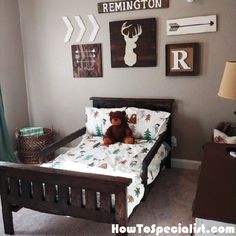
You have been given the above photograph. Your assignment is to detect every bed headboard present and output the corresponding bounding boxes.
[90,97,174,113]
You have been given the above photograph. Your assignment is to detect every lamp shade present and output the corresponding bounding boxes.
[218,61,236,100]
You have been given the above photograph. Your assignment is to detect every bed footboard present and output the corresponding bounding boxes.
[0,162,131,235]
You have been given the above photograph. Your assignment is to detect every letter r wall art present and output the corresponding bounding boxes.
[109,18,156,68]
[166,43,200,76]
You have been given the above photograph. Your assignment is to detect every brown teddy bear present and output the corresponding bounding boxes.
[103,111,135,146]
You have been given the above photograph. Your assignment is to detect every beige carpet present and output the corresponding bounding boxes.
[0,168,199,236]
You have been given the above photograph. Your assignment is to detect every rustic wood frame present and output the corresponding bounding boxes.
[71,44,103,78]
[166,43,200,76]
[0,97,174,236]
[110,18,157,68]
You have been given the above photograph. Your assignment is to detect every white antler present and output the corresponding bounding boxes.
[132,24,142,39]
[121,21,132,37]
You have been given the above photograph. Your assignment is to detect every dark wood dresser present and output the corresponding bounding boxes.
[193,143,236,224]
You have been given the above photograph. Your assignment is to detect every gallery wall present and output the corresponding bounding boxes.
[18,0,236,161]
[0,0,29,143]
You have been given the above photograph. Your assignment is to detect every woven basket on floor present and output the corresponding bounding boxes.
[16,128,54,164]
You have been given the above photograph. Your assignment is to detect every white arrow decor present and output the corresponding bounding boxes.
[167,15,217,36]
[62,15,100,43]
[75,16,86,43]
[62,16,74,42]
[88,14,100,42]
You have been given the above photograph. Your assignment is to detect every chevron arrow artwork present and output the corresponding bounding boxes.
[87,15,100,42]
[167,15,217,36]
[62,15,100,43]
[62,16,74,42]
[75,16,86,42]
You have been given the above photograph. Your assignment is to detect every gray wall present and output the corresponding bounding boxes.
[0,0,29,142]
[18,0,236,161]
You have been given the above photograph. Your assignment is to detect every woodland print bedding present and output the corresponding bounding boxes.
[126,107,170,140]
[85,106,171,141]
[42,135,170,216]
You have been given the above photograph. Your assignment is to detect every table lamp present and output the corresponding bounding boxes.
[218,61,236,101]
[218,61,236,157]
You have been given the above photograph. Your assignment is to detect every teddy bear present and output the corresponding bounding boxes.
[103,111,135,146]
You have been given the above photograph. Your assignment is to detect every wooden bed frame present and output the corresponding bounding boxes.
[0,97,174,236]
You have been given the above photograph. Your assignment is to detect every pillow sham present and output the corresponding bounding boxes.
[213,129,236,144]
[85,107,126,136]
[126,107,171,140]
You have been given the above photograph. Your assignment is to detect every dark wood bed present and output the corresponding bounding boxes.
[0,97,174,236]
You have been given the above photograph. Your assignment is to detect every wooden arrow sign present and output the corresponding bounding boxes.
[167,15,217,36]
[169,21,214,32]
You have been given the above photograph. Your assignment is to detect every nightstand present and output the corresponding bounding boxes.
[192,143,236,235]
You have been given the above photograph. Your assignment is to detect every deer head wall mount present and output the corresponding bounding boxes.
[121,22,142,67]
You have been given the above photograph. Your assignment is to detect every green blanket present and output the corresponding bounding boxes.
[0,87,17,162]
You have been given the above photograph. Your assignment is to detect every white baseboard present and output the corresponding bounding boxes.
[56,147,201,170]
[172,158,201,170]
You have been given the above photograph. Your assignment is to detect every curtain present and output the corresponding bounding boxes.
[0,86,17,162]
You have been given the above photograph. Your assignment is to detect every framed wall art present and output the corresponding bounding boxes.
[71,44,102,78]
[109,18,156,68]
[167,15,217,36]
[166,43,200,76]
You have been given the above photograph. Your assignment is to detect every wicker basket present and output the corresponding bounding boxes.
[17,128,54,164]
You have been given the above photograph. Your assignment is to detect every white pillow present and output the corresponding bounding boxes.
[213,129,236,144]
[85,107,126,136]
[125,107,171,140]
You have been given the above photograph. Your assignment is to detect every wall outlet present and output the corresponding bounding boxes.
[171,136,177,147]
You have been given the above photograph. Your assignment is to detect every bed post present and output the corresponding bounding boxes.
[1,200,14,235]
[0,172,14,235]
[115,187,128,236]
